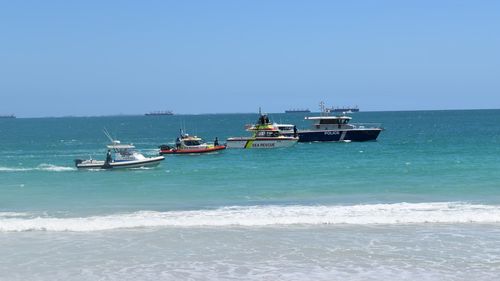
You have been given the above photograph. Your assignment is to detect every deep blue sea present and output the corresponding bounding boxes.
[1,110,500,280]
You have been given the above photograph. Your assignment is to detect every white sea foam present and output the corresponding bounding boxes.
[0,167,32,172]
[2,202,500,232]
[36,164,76,172]
[0,164,75,172]
[130,166,155,170]
[0,212,30,218]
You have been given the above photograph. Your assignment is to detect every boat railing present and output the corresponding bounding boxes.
[349,123,383,129]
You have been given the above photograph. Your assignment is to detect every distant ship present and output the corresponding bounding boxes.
[0,114,16,119]
[327,106,359,113]
[285,109,311,113]
[145,110,174,116]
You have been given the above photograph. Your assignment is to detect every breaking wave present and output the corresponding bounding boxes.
[2,202,500,232]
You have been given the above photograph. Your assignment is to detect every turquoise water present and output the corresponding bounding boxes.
[2,110,500,214]
[1,110,500,280]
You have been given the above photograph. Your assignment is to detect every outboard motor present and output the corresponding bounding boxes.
[74,159,83,167]
[159,144,171,150]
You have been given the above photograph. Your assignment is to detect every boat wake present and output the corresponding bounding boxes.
[0,167,32,172]
[36,164,76,172]
[2,202,500,232]
[0,164,76,172]
[130,166,156,170]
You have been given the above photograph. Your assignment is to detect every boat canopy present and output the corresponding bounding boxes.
[305,116,352,120]
[107,144,135,150]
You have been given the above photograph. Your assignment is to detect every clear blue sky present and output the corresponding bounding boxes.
[1,0,499,117]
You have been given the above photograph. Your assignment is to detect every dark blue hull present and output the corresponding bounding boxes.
[298,129,381,142]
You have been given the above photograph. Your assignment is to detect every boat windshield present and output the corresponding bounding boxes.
[183,140,202,146]
[278,126,294,131]
[115,148,134,156]
[112,146,143,161]
[256,131,280,137]
[319,118,350,125]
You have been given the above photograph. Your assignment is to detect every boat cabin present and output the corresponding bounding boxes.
[181,137,204,147]
[106,142,145,161]
[305,116,354,130]
[255,130,281,138]
[276,124,295,133]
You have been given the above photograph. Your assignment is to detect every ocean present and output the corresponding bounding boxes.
[1,110,500,280]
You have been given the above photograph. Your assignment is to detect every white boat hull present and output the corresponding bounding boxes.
[75,156,165,169]
[226,138,298,149]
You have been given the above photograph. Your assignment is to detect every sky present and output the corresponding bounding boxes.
[0,0,499,117]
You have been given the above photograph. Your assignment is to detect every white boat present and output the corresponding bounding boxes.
[75,131,164,169]
[274,123,296,136]
[226,112,298,149]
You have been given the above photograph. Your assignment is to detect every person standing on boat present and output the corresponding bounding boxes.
[103,149,112,168]
[293,125,298,138]
[214,137,219,146]
[175,137,181,149]
[105,149,112,163]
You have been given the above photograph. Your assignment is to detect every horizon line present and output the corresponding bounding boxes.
[3,107,500,119]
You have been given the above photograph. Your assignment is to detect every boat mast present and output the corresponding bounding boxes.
[319,101,327,116]
[103,128,115,143]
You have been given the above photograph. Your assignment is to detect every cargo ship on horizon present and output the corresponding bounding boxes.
[285,109,311,113]
[145,110,174,116]
[327,106,359,113]
[0,114,16,119]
